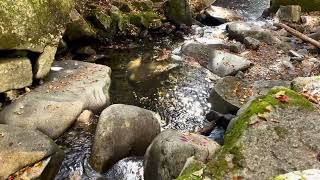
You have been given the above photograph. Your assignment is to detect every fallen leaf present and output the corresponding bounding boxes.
[257,113,268,121]
[192,168,204,177]
[265,105,273,112]
[275,91,289,103]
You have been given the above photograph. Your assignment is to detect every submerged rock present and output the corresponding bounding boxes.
[127,57,180,83]
[0,60,111,138]
[0,124,63,179]
[90,104,161,172]
[0,57,33,93]
[144,129,220,180]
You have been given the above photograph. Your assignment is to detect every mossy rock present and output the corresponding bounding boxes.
[270,0,320,12]
[164,0,193,25]
[178,88,320,179]
[65,9,97,41]
[0,0,73,52]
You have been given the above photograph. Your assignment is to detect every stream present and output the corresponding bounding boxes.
[55,0,270,179]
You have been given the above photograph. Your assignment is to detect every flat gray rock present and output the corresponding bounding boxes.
[227,21,281,45]
[0,124,61,179]
[207,50,252,77]
[0,60,111,138]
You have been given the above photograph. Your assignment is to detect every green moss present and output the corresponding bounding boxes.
[271,0,320,12]
[129,11,159,28]
[205,88,315,178]
[0,0,73,51]
[274,126,289,139]
[132,0,153,11]
[176,161,204,180]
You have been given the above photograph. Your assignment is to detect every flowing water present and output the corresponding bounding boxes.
[55,0,270,179]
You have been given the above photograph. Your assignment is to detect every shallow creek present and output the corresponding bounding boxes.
[55,37,216,179]
[55,0,270,179]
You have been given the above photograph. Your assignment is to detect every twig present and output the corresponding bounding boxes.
[275,23,320,49]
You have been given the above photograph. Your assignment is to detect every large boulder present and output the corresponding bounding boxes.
[90,104,161,172]
[0,57,33,93]
[270,0,320,12]
[227,22,281,45]
[144,130,220,180]
[205,88,320,179]
[0,60,111,138]
[0,0,73,52]
[0,124,63,179]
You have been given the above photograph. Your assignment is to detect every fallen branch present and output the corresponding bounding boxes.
[308,31,320,41]
[275,23,320,49]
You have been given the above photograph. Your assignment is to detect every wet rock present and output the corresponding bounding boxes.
[0,57,33,93]
[227,21,281,45]
[207,88,320,179]
[0,124,63,179]
[164,0,193,25]
[202,5,241,25]
[207,50,252,77]
[276,5,301,23]
[288,50,304,62]
[229,41,244,53]
[35,46,58,79]
[244,37,261,50]
[209,76,249,114]
[90,104,161,172]
[273,169,320,180]
[65,9,96,41]
[0,0,73,52]
[76,110,94,125]
[208,126,225,145]
[144,129,220,180]
[0,60,111,138]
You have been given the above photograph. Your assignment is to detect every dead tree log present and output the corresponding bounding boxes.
[275,23,320,49]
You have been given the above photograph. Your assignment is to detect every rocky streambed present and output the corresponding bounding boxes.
[1,0,320,180]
